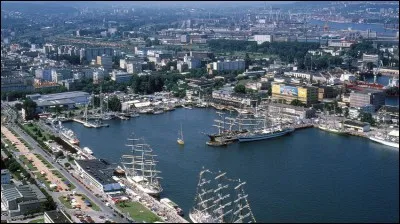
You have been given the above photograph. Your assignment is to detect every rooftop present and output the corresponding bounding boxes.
[75,159,118,186]
[44,210,72,223]
[35,99,75,107]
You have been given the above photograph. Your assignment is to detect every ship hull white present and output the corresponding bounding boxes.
[318,126,348,135]
[238,128,294,142]
[127,177,162,196]
[369,136,399,149]
[189,212,199,223]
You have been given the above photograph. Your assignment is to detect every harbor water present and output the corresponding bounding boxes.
[63,108,399,222]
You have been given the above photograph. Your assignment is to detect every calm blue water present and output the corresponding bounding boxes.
[309,19,397,37]
[64,108,399,222]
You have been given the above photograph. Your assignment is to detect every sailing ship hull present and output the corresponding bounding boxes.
[189,212,199,223]
[238,128,295,142]
[369,136,399,149]
[126,177,162,196]
[318,126,348,135]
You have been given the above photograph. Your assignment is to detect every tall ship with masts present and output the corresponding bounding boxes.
[121,134,163,196]
[189,168,256,223]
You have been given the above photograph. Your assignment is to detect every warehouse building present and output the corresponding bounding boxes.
[75,159,122,193]
[1,184,46,217]
[349,89,385,111]
[267,103,316,119]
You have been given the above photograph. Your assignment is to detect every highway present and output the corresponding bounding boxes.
[8,123,130,223]
[1,102,130,223]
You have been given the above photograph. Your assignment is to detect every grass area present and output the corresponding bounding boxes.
[58,196,73,209]
[2,137,18,151]
[116,201,162,223]
[80,196,101,211]
[36,173,52,190]
[238,79,252,85]
[19,155,38,171]
[51,170,76,190]
[35,153,53,168]
[23,123,52,141]
[28,218,44,223]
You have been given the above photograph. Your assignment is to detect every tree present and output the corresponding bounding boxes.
[366,62,375,71]
[108,96,122,112]
[360,112,375,125]
[290,99,305,107]
[14,103,23,110]
[245,53,251,69]
[234,84,246,94]
[64,162,71,168]
[55,151,64,159]
[22,98,37,120]
[344,107,349,118]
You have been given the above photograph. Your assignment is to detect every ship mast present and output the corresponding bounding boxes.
[213,171,232,223]
[230,180,256,223]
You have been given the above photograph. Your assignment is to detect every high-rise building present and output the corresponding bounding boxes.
[80,48,113,62]
[212,60,246,72]
[96,54,113,72]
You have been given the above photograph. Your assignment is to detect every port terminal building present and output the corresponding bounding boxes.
[26,91,90,113]
[75,159,122,193]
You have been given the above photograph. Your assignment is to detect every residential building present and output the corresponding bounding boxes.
[1,170,10,184]
[350,89,385,111]
[1,75,34,93]
[93,69,105,84]
[96,55,113,72]
[44,210,72,223]
[212,60,245,72]
[180,34,190,43]
[177,62,189,73]
[1,184,47,217]
[74,159,122,193]
[184,55,201,69]
[80,48,113,62]
[126,62,143,74]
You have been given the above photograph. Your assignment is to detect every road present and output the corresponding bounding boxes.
[5,122,130,223]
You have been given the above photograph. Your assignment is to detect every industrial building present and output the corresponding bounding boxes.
[343,120,371,132]
[349,89,385,111]
[212,89,258,107]
[74,159,122,193]
[44,210,72,223]
[271,84,319,106]
[1,184,47,217]
[267,103,316,119]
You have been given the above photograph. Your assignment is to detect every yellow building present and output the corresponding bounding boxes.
[272,84,318,106]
